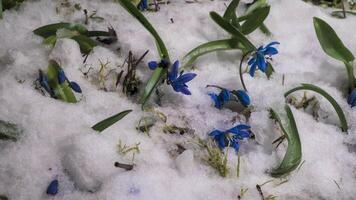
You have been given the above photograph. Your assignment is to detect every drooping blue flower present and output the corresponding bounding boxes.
[46,179,59,195]
[235,90,250,107]
[137,0,148,11]
[58,69,67,84]
[147,59,169,70]
[69,81,82,93]
[209,124,251,152]
[248,41,279,77]
[38,70,55,97]
[167,60,197,95]
[209,89,230,109]
[348,89,356,108]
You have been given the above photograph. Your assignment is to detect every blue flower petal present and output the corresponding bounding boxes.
[256,54,267,72]
[46,179,59,195]
[209,130,223,137]
[236,90,250,107]
[209,93,223,109]
[264,47,278,56]
[230,139,240,152]
[58,69,66,84]
[70,81,82,93]
[168,60,179,82]
[174,73,197,84]
[220,89,231,102]
[264,41,280,49]
[348,89,356,107]
[148,61,158,70]
[249,63,257,77]
[218,134,227,149]
[234,130,250,139]
[39,70,54,96]
[248,57,256,66]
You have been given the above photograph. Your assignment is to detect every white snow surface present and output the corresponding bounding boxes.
[0,0,356,199]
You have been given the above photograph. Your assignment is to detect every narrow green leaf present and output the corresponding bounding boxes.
[240,6,270,35]
[313,17,354,63]
[210,12,256,51]
[33,22,88,38]
[0,0,3,19]
[92,110,132,132]
[285,83,348,132]
[117,0,170,107]
[47,60,77,103]
[71,35,97,55]
[270,105,302,178]
[223,0,240,28]
[0,120,22,141]
[182,39,246,68]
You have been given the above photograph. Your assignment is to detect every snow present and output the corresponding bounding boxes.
[0,0,356,199]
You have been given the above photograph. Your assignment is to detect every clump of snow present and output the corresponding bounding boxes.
[0,0,356,199]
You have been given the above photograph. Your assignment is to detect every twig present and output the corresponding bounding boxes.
[256,184,265,200]
[114,162,134,170]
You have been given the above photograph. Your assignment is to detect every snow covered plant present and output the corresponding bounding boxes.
[0,0,26,19]
[36,60,82,103]
[313,17,356,108]
[33,22,117,55]
[182,0,271,68]
[117,0,197,106]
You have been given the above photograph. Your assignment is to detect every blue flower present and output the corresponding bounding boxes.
[167,60,197,95]
[38,70,55,97]
[235,90,250,107]
[348,89,356,108]
[69,82,82,93]
[46,179,59,195]
[209,124,251,152]
[209,89,230,109]
[58,69,66,84]
[248,41,279,77]
[137,0,148,11]
[147,59,169,70]
[57,68,82,93]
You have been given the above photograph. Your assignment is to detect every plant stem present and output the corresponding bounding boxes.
[344,61,355,92]
[239,53,249,91]
[341,0,346,18]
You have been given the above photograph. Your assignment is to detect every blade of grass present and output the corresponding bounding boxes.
[285,83,348,132]
[240,6,270,35]
[92,110,132,133]
[223,0,241,28]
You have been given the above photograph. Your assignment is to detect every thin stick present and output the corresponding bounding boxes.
[239,53,249,92]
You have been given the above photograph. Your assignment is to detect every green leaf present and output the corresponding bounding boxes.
[71,35,97,55]
[313,17,354,63]
[223,0,240,28]
[117,0,170,107]
[0,0,3,19]
[46,60,77,103]
[285,83,348,132]
[33,22,88,38]
[270,105,302,178]
[43,35,57,47]
[92,110,132,132]
[210,12,256,51]
[240,6,270,35]
[0,120,22,141]
[182,39,246,68]
[265,62,274,79]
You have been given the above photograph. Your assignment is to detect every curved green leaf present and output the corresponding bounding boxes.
[240,6,270,35]
[117,0,170,107]
[285,83,348,132]
[47,60,77,103]
[33,22,88,38]
[313,17,354,63]
[182,39,246,68]
[223,0,240,28]
[210,11,256,51]
[92,110,132,133]
[71,35,97,55]
[270,105,302,178]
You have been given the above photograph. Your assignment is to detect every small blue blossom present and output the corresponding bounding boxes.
[137,0,148,11]
[69,81,82,93]
[209,89,230,109]
[58,69,66,84]
[46,179,59,195]
[209,124,251,152]
[57,68,82,93]
[167,60,197,95]
[248,41,279,77]
[348,88,356,108]
[235,90,250,107]
[147,59,169,70]
[38,70,55,97]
